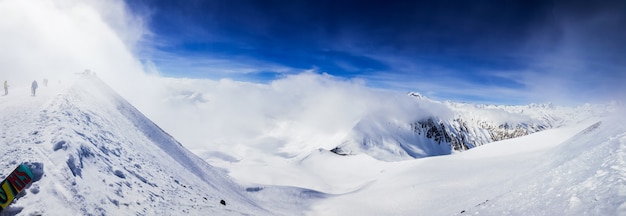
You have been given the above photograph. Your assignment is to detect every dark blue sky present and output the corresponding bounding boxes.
[129,0,626,104]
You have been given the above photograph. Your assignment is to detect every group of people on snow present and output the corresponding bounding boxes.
[3,79,46,96]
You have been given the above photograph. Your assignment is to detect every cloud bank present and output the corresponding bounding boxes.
[137,72,459,161]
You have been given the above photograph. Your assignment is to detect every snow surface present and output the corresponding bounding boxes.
[0,75,623,215]
[0,76,319,215]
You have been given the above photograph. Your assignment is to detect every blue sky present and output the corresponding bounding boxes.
[128,0,626,105]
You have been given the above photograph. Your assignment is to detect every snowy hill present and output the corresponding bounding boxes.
[0,76,279,215]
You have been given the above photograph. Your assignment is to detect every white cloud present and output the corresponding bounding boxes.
[358,69,533,105]
[139,72,442,161]
[0,0,149,100]
[144,48,298,80]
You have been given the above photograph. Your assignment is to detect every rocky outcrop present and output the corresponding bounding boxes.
[411,117,549,152]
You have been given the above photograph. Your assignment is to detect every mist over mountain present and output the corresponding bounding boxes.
[136,74,619,164]
[333,92,618,161]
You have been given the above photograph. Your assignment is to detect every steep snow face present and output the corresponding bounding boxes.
[0,76,275,215]
[332,92,617,161]
[468,120,626,215]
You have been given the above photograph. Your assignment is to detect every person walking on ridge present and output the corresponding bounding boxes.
[31,80,38,96]
[3,81,8,95]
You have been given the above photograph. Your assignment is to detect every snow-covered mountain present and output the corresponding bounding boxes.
[1,75,622,215]
[332,92,618,161]
[0,76,316,215]
[154,75,621,215]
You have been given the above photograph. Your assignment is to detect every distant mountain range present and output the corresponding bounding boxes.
[331,92,618,161]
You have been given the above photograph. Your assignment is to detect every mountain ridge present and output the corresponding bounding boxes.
[0,76,274,215]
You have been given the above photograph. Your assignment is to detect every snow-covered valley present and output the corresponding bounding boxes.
[0,76,624,215]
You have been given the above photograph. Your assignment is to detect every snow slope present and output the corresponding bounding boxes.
[0,76,292,215]
[310,116,625,215]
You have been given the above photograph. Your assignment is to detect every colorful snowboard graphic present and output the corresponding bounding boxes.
[0,163,34,211]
